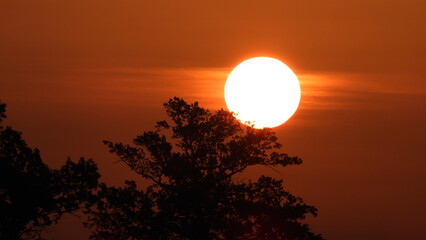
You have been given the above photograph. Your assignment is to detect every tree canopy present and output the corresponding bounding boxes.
[0,102,100,240]
[86,97,323,240]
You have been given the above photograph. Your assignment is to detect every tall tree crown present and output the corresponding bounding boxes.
[104,97,301,185]
[89,97,322,240]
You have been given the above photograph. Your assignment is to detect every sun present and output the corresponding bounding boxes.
[224,57,301,129]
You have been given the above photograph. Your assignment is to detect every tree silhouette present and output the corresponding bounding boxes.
[86,97,323,240]
[0,102,100,240]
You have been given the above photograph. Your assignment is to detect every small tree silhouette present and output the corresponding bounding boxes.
[0,102,100,240]
[86,97,323,240]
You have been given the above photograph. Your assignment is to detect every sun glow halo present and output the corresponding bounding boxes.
[224,57,301,128]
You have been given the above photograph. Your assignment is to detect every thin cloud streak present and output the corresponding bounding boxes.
[299,72,426,111]
[2,66,424,127]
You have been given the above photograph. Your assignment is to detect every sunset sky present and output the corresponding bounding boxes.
[1,0,425,239]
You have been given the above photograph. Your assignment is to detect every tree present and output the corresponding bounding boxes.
[0,102,100,240]
[86,97,323,240]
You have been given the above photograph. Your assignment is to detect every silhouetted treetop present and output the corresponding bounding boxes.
[104,97,301,186]
[87,97,323,240]
[0,102,100,240]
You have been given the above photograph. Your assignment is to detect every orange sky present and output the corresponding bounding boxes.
[1,1,425,239]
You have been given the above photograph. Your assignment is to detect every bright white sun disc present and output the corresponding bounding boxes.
[224,57,301,128]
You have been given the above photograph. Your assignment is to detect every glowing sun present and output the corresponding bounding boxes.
[224,57,301,129]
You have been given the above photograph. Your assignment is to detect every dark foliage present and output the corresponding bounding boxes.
[86,97,323,240]
[0,102,100,240]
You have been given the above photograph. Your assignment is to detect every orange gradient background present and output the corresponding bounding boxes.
[1,1,425,239]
